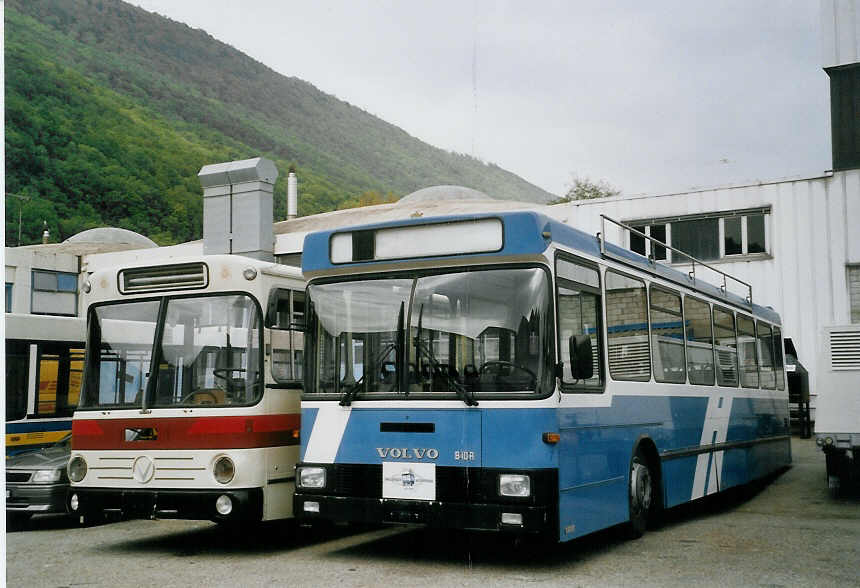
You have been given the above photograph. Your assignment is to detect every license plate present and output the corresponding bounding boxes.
[382,462,436,501]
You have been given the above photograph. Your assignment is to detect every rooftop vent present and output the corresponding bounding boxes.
[119,263,209,294]
[198,157,278,261]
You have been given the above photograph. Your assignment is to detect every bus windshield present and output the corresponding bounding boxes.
[82,294,262,409]
[306,267,552,400]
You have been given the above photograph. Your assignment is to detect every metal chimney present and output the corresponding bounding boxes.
[287,172,298,220]
[198,157,278,261]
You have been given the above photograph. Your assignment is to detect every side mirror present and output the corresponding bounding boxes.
[569,334,594,380]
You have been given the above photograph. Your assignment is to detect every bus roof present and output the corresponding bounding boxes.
[302,210,781,324]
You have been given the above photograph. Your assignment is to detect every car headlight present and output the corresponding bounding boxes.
[68,456,87,483]
[499,474,531,497]
[213,456,235,484]
[32,469,63,483]
[297,466,326,489]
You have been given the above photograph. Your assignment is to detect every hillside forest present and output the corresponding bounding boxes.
[4,0,553,246]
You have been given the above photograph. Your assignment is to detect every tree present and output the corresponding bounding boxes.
[550,176,620,204]
[337,190,399,210]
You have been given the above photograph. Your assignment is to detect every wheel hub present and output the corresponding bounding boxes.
[630,461,652,515]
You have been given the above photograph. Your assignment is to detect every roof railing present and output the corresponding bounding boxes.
[598,214,753,307]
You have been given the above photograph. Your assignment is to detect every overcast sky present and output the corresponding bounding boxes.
[131,0,830,197]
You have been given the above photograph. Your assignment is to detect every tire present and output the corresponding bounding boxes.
[627,450,655,539]
[826,451,844,498]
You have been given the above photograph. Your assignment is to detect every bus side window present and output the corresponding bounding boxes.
[714,306,739,387]
[5,341,29,421]
[556,256,603,391]
[37,352,61,415]
[737,314,759,388]
[605,270,650,381]
[684,297,715,385]
[773,326,785,391]
[649,286,685,384]
[268,289,304,384]
[33,344,84,417]
[757,321,775,390]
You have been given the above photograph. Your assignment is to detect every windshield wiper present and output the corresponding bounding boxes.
[414,304,478,406]
[339,375,365,407]
[340,301,405,406]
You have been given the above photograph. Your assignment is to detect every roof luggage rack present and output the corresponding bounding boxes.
[597,215,753,307]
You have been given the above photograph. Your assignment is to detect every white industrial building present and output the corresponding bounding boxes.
[543,0,860,415]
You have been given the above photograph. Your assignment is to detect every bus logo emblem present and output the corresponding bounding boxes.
[132,456,155,483]
[376,447,439,460]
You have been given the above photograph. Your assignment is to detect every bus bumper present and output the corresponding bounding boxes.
[294,493,553,534]
[69,487,264,522]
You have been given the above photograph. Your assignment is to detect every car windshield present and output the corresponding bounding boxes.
[82,294,262,409]
[306,267,552,400]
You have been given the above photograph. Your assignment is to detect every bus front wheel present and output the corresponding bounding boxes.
[627,450,654,538]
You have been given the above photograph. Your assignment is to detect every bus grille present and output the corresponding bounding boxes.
[119,263,209,293]
[831,329,860,371]
[7,472,31,483]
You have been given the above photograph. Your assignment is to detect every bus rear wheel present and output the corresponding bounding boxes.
[627,451,654,538]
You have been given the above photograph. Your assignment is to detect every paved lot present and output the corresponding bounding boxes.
[6,437,860,587]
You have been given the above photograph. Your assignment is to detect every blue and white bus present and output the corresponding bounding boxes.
[293,208,789,541]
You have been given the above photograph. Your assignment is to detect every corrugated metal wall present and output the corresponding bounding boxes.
[822,0,860,69]
[546,168,860,410]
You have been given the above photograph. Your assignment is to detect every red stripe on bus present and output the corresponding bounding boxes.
[72,414,301,450]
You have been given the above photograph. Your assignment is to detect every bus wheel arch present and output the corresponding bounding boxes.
[626,436,662,538]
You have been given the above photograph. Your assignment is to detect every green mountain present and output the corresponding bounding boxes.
[4,0,554,246]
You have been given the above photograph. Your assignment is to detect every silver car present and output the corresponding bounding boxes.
[6,434,72,527]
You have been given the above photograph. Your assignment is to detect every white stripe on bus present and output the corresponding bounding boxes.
[691,394,732,499]
[304,405,352,463]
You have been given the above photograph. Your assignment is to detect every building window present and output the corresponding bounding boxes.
[724,217,742,255]
[5,283,12,313]
[746,214,766,254]
[629,224,667,261]
[31,270,77,316]
[672,218,719,262]
[627,208,770,264]
[849,265,860,324]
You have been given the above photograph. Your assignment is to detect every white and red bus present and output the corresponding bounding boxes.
[68,255,305,524]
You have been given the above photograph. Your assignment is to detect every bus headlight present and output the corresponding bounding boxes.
[68,456,87,483]
[499,474,531,497]
[213,456,235,484]
[32,470,62,483]
[216,495,233,515]
[297,466,326,489]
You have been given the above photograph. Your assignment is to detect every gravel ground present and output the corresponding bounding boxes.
[6,437,859,588]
